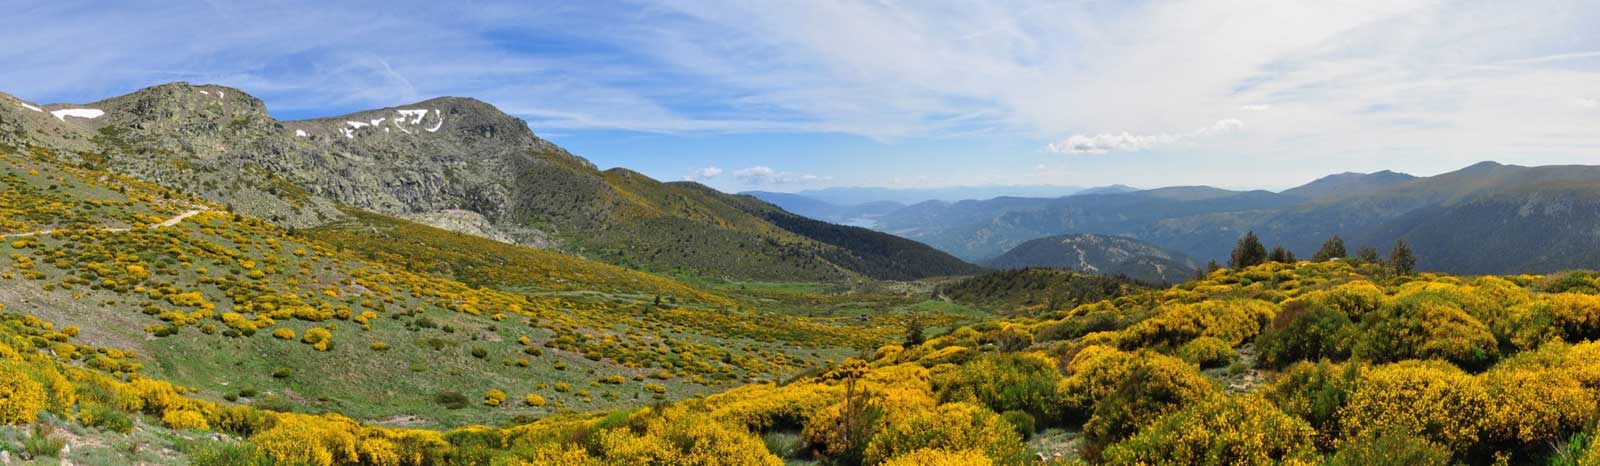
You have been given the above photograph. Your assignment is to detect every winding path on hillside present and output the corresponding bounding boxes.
[1,207,207,239]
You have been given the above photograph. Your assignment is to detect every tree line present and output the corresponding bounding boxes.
[1206,231,1417,278]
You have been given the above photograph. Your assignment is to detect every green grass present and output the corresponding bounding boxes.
[0,151,1000,431]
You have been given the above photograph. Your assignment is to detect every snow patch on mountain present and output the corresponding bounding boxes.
[50,108,104,121]
[425,109,443,132]
[397,109,429,125]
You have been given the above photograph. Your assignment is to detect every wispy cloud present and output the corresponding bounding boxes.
[733,166,831,185]
[1050,119,1244,155]
[683,166,723,181]
[6,0,1600,188]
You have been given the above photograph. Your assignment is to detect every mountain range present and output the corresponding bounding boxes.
[0,83,979,282]
[781,184,1117,205]
[865,163,1600,274]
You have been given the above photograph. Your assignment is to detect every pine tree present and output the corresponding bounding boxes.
[1229,231,1268,269]
[1268,246,1291,263]
[1206,260,1221,273]
[1313,235,1347,262]
[1356,247,1380,263]
[903,316,925,347]
[1389,240,1417,275]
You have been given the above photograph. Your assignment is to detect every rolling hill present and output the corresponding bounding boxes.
[982,233,1198,284]
[0,83,978,282]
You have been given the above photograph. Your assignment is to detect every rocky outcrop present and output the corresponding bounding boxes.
[0,82,980,281]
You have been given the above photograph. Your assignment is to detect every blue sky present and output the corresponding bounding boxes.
[5,0,1599,192]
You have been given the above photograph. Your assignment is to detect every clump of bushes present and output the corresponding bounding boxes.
[435,391,470,410]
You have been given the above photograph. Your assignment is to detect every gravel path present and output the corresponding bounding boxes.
[1,208,206,238]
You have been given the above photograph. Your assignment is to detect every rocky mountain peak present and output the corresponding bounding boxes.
[93,82,270,123]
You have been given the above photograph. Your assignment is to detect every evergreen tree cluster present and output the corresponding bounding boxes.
[1229,232,1417,275]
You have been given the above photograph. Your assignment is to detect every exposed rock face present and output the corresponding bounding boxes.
[0,82,981,281]
[402,209,537,246]
[1,83,584,241]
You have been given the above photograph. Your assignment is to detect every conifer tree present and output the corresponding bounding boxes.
[1356,247,1381,263]
[903,316,925,347]
[1229,231,1268,269]
[1268,246,1293,263]
[1389,240,1417,275]
[1313,235,1347,262]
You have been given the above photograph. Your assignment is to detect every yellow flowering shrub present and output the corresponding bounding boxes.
[881,448,994,466]
[1258,360,1362,448]
[1357,293,1498,368]
[1479,363,1593,444]
[861,402,1028,466]
[484,389,506,407]
[1119,299,1275,349]
[1339,360,1490,452]
[1101,395,1317,466]
[508,444,603,466]
[1080,353,1219,453]
[594,404,782,466]
[1501,293,1600,350]
[917,345,975,366]
[705,382,840,431]
[252,413,361,466]
[524,394,546,407]
[1176,336,1236,368]
[273,327,296,340]
[1298,281,1386,319]
[1056,345,1139,411]
[21,363,76,418]
[302,327,333,351]
[0,364,46,425]
[163,409,210,430]
[932,352,1062,421]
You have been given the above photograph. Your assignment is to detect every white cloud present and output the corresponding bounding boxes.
[1050,119,1244,155]
[1576,98,1599,109]
[684,166,723,181]
[733,166,832,185]
[7,0,1600,186]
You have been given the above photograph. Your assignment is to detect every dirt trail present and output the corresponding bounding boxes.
[1,208,206,238]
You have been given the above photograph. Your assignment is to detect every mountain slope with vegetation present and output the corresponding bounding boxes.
[0,144,949,437]
[938,268,1147,315]
[875,163,1600,274]
[0,83,976,283]
[7,83,1600,466]
[983,233,1198,284]
[8,216,1600,464]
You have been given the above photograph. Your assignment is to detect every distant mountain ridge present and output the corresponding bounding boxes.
[790,184,1091,205]
[1280,170,1418,200]
[741,191,904,227]
[983,233,1198,284]
[0,82,980,282]
[873,162,1600,274]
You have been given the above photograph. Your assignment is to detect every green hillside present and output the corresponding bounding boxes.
[0,145,977,435]
[0,83,977,283]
